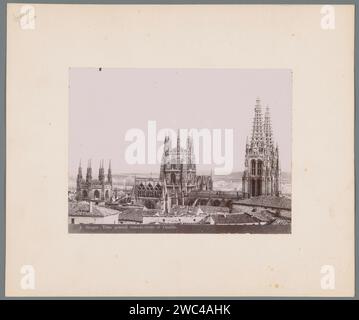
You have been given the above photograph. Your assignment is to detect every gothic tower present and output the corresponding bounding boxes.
[76,160,83,200]
[159,130,198,206]
[107,160,112,186]
[186,134,196,181]
[86,159,92,183]
[76,159,113,202]
[242,98,281,198]
[159,135,171,181]
[98,160,105,184]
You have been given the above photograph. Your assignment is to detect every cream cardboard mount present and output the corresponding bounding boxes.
[5,4,355,297]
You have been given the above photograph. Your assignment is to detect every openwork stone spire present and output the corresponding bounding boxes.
[250,97,265,151]
[264,106,274,152]
[86,159,92,183]
[186,134,195,165]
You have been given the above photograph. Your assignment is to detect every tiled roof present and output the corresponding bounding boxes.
[120,208,144,215]
[271,218,291,225]
[118,212,143,223]
[248,210,276,222]
[68,202,118,217]
[143,208,161,216]
[210,214,260,224]
[279,210,291,219]
[234,196,291,210]
[93,206,119,217]
[109,204,144,212]
[197,206,230,214]
[170,205,195,215]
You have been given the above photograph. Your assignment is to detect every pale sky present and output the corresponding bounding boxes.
[69,68,292,176]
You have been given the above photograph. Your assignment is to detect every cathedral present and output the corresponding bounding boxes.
[130,131,213,209]
[159,131,213,207]
[242,98,281,198]
[76,160,113,202]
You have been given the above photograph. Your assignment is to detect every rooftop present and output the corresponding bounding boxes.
[198,206,230,214]
[170,205,196,215]
[69,201,119,217]
[234,196,291,210]
[209,213,260,224]
[248,210,277,222]
[118,212,143,223]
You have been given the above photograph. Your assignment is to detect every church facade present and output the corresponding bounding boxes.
[76,160,113,202]
[242,98,281,198]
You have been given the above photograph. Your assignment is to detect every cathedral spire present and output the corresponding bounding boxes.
[78,159,82,175]
[186,133,194,165]
[77,159,83,188]
[264,106,274,152]
[177,129,180,150]
[250,97,265,151]
[99,159,105,183]
[164,135,170,156]
[160,134,171,181]
[162,177,169,214]
[86,159,92,183]
[176,129,181,165]
[107,160,112,186]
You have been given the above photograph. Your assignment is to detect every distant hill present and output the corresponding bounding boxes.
[213,172,243,181]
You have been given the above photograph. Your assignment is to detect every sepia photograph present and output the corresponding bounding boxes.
[68,68,292,233]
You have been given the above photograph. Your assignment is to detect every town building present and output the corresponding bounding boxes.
[205,213,264,226]
[68,201,119,224]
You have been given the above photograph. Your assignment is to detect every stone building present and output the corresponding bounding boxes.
[159,131,213,208]
[159,132,197,194]
[131,131,213,210]
[195,175,213,191]
[242,98,281,197]
[68,201,118,225]
[133,177,162,198]
[76,160,113,202]
[132,177,163,208]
